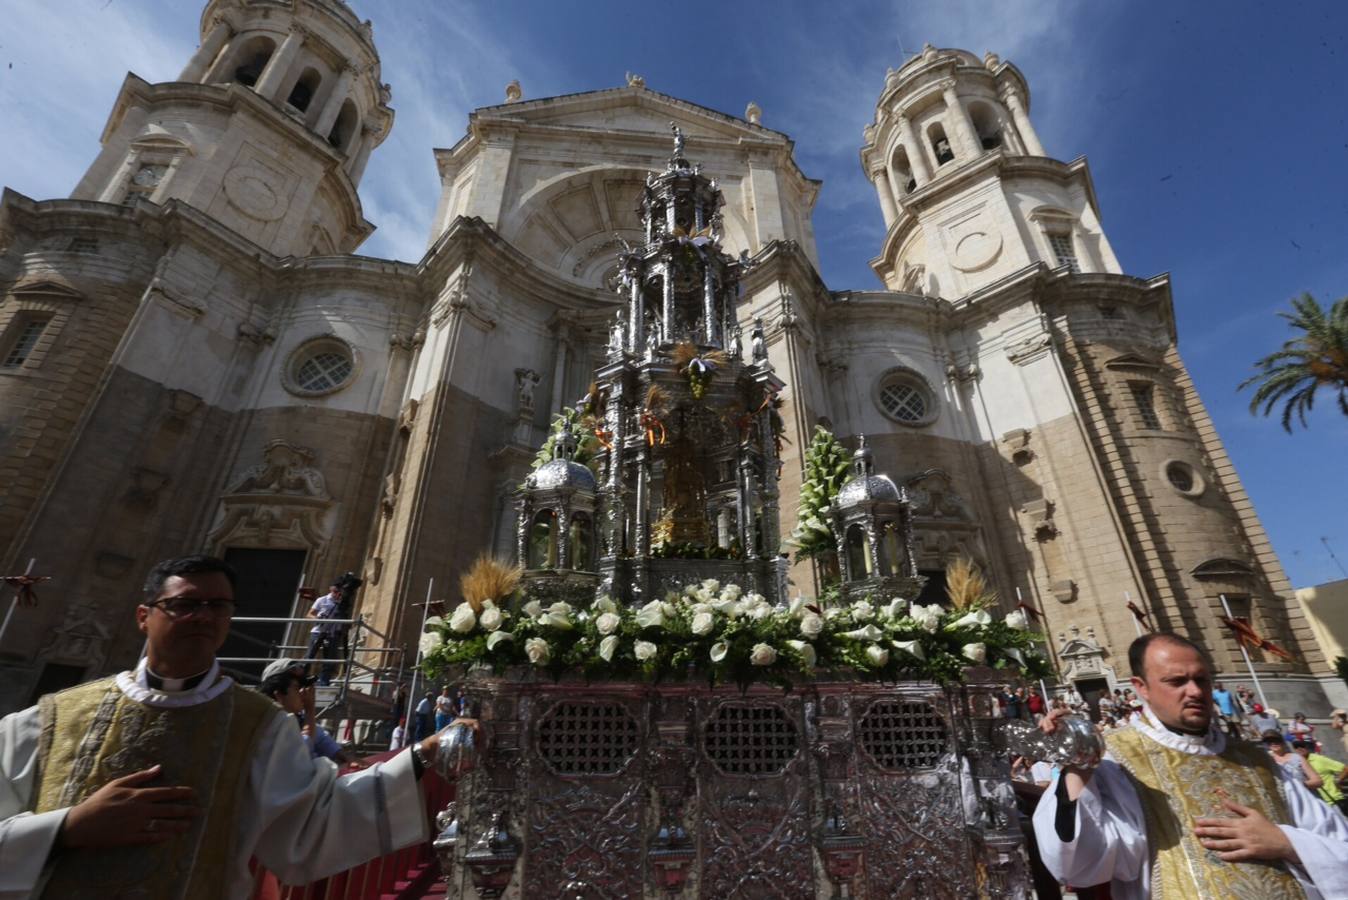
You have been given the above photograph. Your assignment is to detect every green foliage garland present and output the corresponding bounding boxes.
[784,426,851,561]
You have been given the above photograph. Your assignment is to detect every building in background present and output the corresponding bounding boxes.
[0,0,1335,717]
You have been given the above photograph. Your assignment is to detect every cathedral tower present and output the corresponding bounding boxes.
[860,45,1120,297]
[69,0,394,257]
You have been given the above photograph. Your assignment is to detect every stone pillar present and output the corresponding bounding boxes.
[872,169,898,227]
[347,127,376,184]
[1001,87,1046,157]
[313,65,357,135]
[939,79,981,160]
[661,267,674,343]
[254,24,304,102]
[628,275,644,352]
[895,115,931,184]
[180,17,232,82]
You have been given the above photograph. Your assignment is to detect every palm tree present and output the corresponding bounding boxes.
[1240,293,1348,432]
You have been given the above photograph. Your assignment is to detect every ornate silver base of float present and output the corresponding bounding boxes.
[434,666,1029,899]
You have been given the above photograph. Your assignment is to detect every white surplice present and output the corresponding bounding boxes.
[0,660,427,899]
[1032,707,1348,900]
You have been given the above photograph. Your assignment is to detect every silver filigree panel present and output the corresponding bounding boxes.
[703,703,799,776]
[857,699,949,770]
[538,701,640,776]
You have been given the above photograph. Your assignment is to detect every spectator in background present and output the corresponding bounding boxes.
[307,582,345,686]
[1026,689,1045,723]
[1012,686,1030,720]
[1293,740,1348,816]
[1263,730,1323,791]
[1212,681,1240,736]
[388,718,407,752]
[1248,703,1280,737]
[997,685,1016,718]
[1331,709,1348,756]
[414,691,435,742]
[1097,691,1116,722]
[259,663,358,766]
[435,685,455,731]
[1289,712,1315,742]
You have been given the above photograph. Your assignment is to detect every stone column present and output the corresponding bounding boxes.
[661,267,674,343]
[1001,87,1045,157]
[872,169,898,227]
[894,115,931,184]
[939,79,981,160]
[254,24,304,101]
[179,17,232,82]
[628,274,644,353]
[347,126,376,184]
[702,267,717,344]
[313,65,357,135]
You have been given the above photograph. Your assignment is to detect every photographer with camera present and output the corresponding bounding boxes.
[259,658,358,766]
[307,573,361,686]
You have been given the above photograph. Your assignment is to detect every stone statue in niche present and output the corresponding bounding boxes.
[750,316,767,363]
[514,369,541,418]
[229,440,328,499]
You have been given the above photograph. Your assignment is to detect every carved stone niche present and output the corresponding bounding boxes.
[207,439,333,552]
[1057,625,1112,684]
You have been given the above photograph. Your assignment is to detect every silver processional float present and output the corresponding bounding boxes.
[420,126,1101,899]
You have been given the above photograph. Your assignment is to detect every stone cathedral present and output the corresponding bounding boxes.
[0,0,1335,716]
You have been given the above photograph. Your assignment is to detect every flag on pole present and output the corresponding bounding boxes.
[1016,599,1044,624]
[1221,615,1295,662]
[2,574,50,607]
[1126,599,1153,633]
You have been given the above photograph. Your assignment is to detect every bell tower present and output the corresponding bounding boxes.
[860,45,1121,296]
[70,0,395,257]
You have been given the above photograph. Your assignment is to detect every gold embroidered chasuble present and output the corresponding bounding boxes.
[1105,727,1306,900]
[32,675,277,900]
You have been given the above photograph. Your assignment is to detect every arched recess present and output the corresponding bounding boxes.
[927,121,954,166]
[328,99,360,154]
[287,67,323,114]
[890,145,917,195]
[224,34,277,88]
[967,102,1003,150]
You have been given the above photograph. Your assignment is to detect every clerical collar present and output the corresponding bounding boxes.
[144,665,212,692]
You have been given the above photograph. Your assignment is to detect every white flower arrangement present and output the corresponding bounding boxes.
[420,580,1048,687]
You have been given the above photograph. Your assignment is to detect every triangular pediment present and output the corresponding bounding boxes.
[10,279,83,301]
[476,86,785,144]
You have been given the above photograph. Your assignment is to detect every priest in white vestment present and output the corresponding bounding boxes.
[0,555,471,900]
[1033,633,1348,900]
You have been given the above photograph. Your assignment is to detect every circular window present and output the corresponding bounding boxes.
[1161,460,1204,498]
[284,337,357,397]
[874,368,937,427]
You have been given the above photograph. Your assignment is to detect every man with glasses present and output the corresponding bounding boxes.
[0,555,476,899]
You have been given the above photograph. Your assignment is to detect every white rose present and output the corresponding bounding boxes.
[634,600,665,629]
[909,606,940,634]
[689,603,713,618]
[749,643,778,666]
[424,615,444,629]
[800,613,824,638]
[479,606,504,632]
[548,601,573,617]
[592,595,617,614]
[745,593,766,607]
[891,639,925,660]
[880,599,907,619]
[824,605,844,619]
[720,583,743,602]
[599,634,619,662]
[841,624,883,641]
[418,630,444,655]
[701,579,721,593]
[449,603,477,633]
[851,600,875,620]
[951,609,992,629]
[524,637,551,665]
[709,641,729,663]
[596,612,621,635]
[786,639,816,668]
[486,630,514,651]
[962,642,987,665]
[634,640,658,661]
[522,600,543,618]
[865,644,890,667]
[745,601,771,621]
[1004,609,1029,631]
[691,611,715,636]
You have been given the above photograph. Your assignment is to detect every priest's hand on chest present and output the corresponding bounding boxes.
[57,764,199,849]
[1194,799,1299,865]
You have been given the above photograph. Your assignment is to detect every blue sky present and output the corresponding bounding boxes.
[2,0,1346,588]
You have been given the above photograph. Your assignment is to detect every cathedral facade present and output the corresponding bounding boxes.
[0,0,1337,716]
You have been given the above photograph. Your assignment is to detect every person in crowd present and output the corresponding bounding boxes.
[1331,709,1348,756]
[1262,729,1323,791]
[1026,688,1045,722]
[1288,712,1316,742]
[1097,691,1116,722]
[1248,703,1281,737]
[434,685,456,731]
[1235,684,1256,711]
[1292,740,1348,816]
[997,684,1016,718]
[258,659,359,766]
[1211,680,1242,736]
[0,555,480,898]
[414,691,435,742]
[1032,632,1348,899]
[388,718,407,753]
[455,686,470,716]
[306,581,345,686]
[1012,754,1055,787]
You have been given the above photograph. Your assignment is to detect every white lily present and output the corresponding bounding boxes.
[709,641,729,663]
[950,609,992,629]
[785,640,817,668]
[598,634,619,662]
[891,639,925,660]
[634,600,665,629]
[841,624,883,641]
[486,630,514,651]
